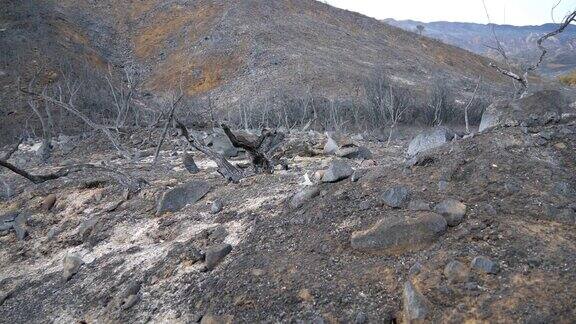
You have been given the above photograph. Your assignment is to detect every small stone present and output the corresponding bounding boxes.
[381,186,409,208]
[465,282,479,290]
[13,213,28,240]
[353,311,368,324]
[183,153,200,174]
[471,256,499,274]
[203,243,232,271]
[358,201,371,211]
[444,260,469,283]
[322,160,353,183]
[289,187,320,209]
[434,199,467,226]
[409,262,423,276]
[554,142,567,149]
[41,194,57,211]
[438,180,449,192]
[408,200,431,211]
[63,255,84,281]
[323,135,339,155]
[0,211,17,231]
[403,281,430,321]
[211,200,223,214]
[298,288,314,302]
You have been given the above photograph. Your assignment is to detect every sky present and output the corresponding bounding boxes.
[322,0,576,26]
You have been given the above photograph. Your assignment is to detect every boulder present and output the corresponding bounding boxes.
[157,180,210,215]
[204,243,232,271]
[407,127,455,157]
[351,212,447,253]
[205,130,239,158]
[434,199,467,226]
[403,281,430,322]
[408,200,432,212]
[382,186,410,208]
[479,90,566,132]
[322,160,353,183]
[182,153,200,174]
[289,187,320,209]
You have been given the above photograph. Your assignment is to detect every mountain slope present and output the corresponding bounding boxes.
[1,0,512,116]
[385,19,576,77]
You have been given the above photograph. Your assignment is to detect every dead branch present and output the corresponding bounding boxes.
[175,120,244,183]
[464,76,482,134]
[153,94,183,164]
[528,10,576,72]
[1,138,23,161]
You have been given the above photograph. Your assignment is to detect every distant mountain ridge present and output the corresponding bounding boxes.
[384,19,576,77]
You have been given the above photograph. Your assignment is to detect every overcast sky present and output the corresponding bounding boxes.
[322,0,576,26]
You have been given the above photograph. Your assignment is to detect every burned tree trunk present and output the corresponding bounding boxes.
[221,124,285,174]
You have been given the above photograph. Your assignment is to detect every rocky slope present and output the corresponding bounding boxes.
[385,19,576,77]
[0,93,575,322]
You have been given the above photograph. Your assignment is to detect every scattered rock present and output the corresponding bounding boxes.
[120,282,142,310]
[351,212,447,253]
[183,153,200,174]
[298,288,314,302]
[322,160,353,183]
[434,199,467,226]
[336,146,373,160]
[203,243,232,271]
[407,127,455,157]
[438,180,449,192]
[353,312,368,324]
[13,212,28,240]
[444,260,469,283]
[41,194,57,211]
[381,186,409,208]
[0,211,18,231]
[403,281,430,322]
[479,90,565,132]
[351,169,368,182]
[63,255,84,281]
[409,262,423,276]
[78,217,98,241]
[471,256,499,274]
[408,200,432,211]
[211,200,223,214]
[323,135,339,155]
[157,180,211,215]
[205,130,239,158]
[289,187,320,209]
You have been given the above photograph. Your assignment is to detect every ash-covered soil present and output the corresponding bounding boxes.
[0,121,575,323]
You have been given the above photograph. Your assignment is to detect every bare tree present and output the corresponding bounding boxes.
[463,77,482,133]
[152,91,183,164]
[483,0,576,97]
[416,25,425,36]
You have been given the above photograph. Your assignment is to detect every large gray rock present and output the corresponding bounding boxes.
[289,187,320,209]
[157,181,210,215]
[403,281,430,322]
[322,160,353,183]
[323,134,339,155]
[382,186,410,208]
[479,90,566,132]
[351,212,447,253]
[205,130,239,158]
[434,199,467,226]
[407,127,455,157]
